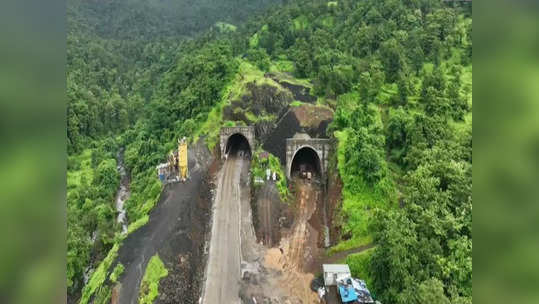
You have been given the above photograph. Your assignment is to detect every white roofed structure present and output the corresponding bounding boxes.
[322,264,351,286]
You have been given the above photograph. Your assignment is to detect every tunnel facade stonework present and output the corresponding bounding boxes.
[220,126,255,158]
[286,136,330,180]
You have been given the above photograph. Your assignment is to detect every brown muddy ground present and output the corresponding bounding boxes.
[253,182,282,247]
[241,177,326,303]
[282,178,324,273]
[292,105,333,133]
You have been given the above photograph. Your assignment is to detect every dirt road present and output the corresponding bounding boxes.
[202,155,248,304]
[257,183,281,247]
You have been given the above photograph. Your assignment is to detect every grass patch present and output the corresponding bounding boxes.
[251,149,290,202]
[321,16,334,28]
[194,59,282,150]
[79,243,119,304]
[249,33,259,48]
[215,21,236,32]
[249,24,268,48]
[346,247,375,287]
[245,111,276,123]
[269,71,312,88]
[269,60,295,73]
[109,263,124,283]
[290,100,304,107]
[327,235,373,256]
[67,149,93,189]
[139,254,168,304]
[462,64,472,106]
[293,15,309,31]
[376,83,398,105]
[124,167,162,226]
[127,215,149,235]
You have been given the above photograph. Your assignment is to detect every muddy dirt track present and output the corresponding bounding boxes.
[115,142,212,304]
[255,183,281,247]
[201,155,249,304]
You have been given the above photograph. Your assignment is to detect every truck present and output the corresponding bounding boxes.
[319,264,375,304]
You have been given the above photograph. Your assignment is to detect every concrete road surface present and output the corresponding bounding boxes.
[202,156,246,304]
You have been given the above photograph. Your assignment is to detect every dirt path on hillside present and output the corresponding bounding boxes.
[319,243,375,266]
[115,141,212,304]
[241,178,323,303]
[256,183,281,247]
[283,179,321,272]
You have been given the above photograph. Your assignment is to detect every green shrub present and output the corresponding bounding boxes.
[346,248,374,287]
[127,215,149,235]
[250,150,289,201]
[139,255,168,304]
[109,263,124,283]
[79,244,119,304]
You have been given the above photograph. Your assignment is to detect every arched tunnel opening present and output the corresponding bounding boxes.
[225,133,251,158]
[290,147,321,178]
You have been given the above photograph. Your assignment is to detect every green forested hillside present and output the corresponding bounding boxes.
[67,0,471,303]
[66,0,282,298]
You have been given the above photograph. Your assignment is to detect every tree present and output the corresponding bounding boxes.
[93,159,119,200]
[246,48,270,71]
[380,38,407,82]
[68,108,82,153]
[416,279,450,304]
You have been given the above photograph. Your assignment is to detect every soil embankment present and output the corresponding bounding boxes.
[115,140,212,304]
[281,178,323,273]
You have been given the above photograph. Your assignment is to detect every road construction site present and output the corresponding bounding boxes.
[110,75,376,304]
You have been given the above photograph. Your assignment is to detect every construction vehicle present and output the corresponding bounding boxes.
[156,137,189,184]
[300,164,307,178]
[178,137,188,182]
[318,264,375,304]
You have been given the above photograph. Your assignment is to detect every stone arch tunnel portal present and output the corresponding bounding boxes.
[225,133,251,157]
[290,146,321,178]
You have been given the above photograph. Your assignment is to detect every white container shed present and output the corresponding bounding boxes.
[322,264,351,286]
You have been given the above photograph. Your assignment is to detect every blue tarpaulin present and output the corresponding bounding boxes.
[338,285,358,303]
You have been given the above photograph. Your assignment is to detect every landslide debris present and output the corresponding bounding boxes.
[115,140,213,304]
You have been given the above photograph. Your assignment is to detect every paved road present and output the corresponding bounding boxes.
[202,156,245,304]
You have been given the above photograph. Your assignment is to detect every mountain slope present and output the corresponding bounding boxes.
[67,0,472,303]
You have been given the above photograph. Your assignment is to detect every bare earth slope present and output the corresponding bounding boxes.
[115,141,212,304]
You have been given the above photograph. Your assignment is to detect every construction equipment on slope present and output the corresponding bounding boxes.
[178,137,188,182]
[156,137,189,184]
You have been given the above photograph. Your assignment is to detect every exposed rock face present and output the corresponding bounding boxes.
[223,82,292,125]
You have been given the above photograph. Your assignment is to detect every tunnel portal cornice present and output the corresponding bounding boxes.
[220,126,255,159]
[286,135,330,180]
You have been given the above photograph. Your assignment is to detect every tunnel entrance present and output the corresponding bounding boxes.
[290,147,321,178]
[225,133,251,158]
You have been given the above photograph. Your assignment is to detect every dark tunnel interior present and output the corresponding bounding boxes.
[290,147,321,177]
[225,133,251,158]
